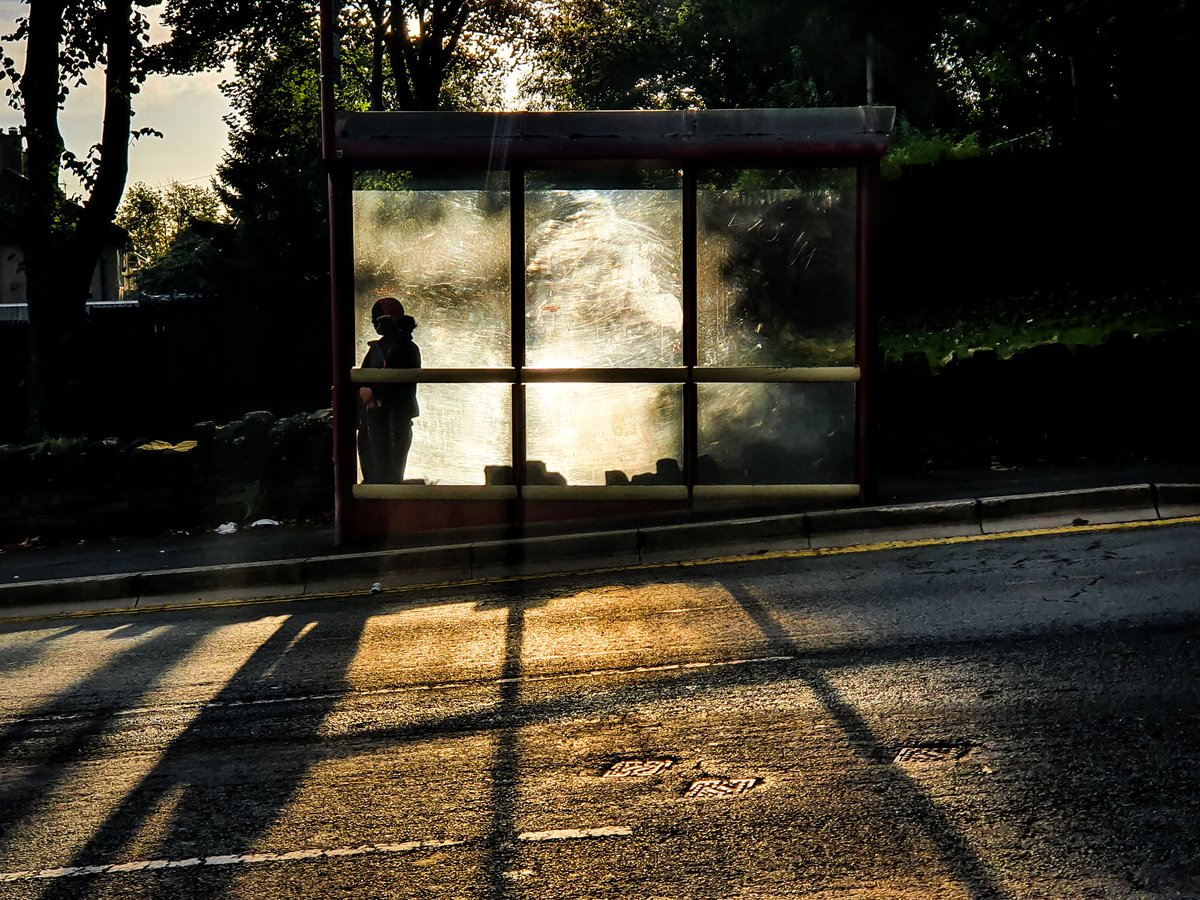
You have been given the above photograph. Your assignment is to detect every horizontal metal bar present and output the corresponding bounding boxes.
[339,108,896,142]
[692,484,861,501]
[694,367,859,383]
[351,368,516,383]
[353,483,855,501]
[522,485,689,501]
[338,140,889,168]
[523,368,685,383]
[351,367,858,384]
[353,484,518,500]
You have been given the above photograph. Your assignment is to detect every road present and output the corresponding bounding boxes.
[0,521,1198,898]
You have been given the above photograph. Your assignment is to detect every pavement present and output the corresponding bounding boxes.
[2,459,1199,621]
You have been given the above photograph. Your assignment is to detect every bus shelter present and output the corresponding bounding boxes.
[321,95,894,541]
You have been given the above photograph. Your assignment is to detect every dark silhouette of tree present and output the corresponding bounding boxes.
[1,0,160,437]
[160,0,531,112]
[525,0,949,118]
[935,0,1197,149]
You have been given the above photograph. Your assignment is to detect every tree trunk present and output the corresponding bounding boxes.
[21,0,70,438]
[21,0,136,437]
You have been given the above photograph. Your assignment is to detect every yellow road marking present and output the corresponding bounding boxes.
[4,515,1199,624]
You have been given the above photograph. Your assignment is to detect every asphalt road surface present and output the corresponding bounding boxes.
[1,521,1198,899]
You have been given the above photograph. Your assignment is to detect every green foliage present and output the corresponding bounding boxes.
[880,288,1200,368]
[526,0,951,119]
[526,0,832,110]
[145,0,536,300]
[161,0,530,113]
[116,181,225,268]
[133,218,235,295]
[2,2,161,190]
[880,118,981,179]
[523,0,688,109]
[242,478,267,520]
[132,12,329,300]
[933,0,1198,148]
[29,436,89,456]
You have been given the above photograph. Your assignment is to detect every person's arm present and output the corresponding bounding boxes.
[359,346,382,409]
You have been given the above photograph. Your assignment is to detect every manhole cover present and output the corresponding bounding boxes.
[685,777,758,799]
[894,745,971,764]
[602,759,674,778]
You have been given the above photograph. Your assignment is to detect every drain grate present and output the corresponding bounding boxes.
[685,777,758,799]
[894,745,971,764]
[602,759,674,778]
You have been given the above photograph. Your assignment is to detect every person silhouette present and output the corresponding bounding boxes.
[358,297,421,483]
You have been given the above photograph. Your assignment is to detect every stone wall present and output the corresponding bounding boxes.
[0,410,334,543]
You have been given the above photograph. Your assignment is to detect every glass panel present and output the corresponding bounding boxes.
[353,171,510,368]
[526,171,683,367]
[527,383,683,486]
[698,169,857,367]
[697,382,856,484]
[357,383,512,486]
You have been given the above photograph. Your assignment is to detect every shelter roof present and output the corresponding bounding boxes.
[334,106,896,168]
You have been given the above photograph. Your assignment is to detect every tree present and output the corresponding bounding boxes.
[525,0,952,121]
[934,0,1197,148]
[160,0,531,112]
[522,0,691,109]
[1,0,160,437]
[116,180,224,269]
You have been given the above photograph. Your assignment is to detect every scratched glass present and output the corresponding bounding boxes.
[526,383,683,486]
[525,171,683,368]
[698,169,857,368]
[697,382,856,484]
[352,171,511,368]
[352,173,511,485]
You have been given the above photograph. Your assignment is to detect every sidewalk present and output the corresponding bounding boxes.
[2,460,1199,620]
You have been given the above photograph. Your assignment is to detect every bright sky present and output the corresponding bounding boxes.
[0,1,232,195]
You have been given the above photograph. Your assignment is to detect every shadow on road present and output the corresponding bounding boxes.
[0,623,211,849]
[5,554,1199,897]
[717,575,1010,900]
[484,588,533,900]
[36,609,368,900]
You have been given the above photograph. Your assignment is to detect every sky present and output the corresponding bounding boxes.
[0,1,232,194]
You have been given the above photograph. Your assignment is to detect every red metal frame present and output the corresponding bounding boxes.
[856,158,881,502]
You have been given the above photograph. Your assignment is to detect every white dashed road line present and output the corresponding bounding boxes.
[517,826,633,842]
[0,826,638,884]
[0,839,465,883]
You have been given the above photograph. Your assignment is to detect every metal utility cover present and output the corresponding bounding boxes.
[602,759,674,778]
[685,778,759,799]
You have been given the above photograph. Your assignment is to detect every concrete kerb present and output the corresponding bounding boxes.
[471,530,640,578]
[1156,483,1200,520]
[639,513,808,563]
[0,573,139,619]
[806,499,981,549]
[303,544,473,596]
[979,484,1157,533]
[136,559,308,609]
[1,482,1197,620]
